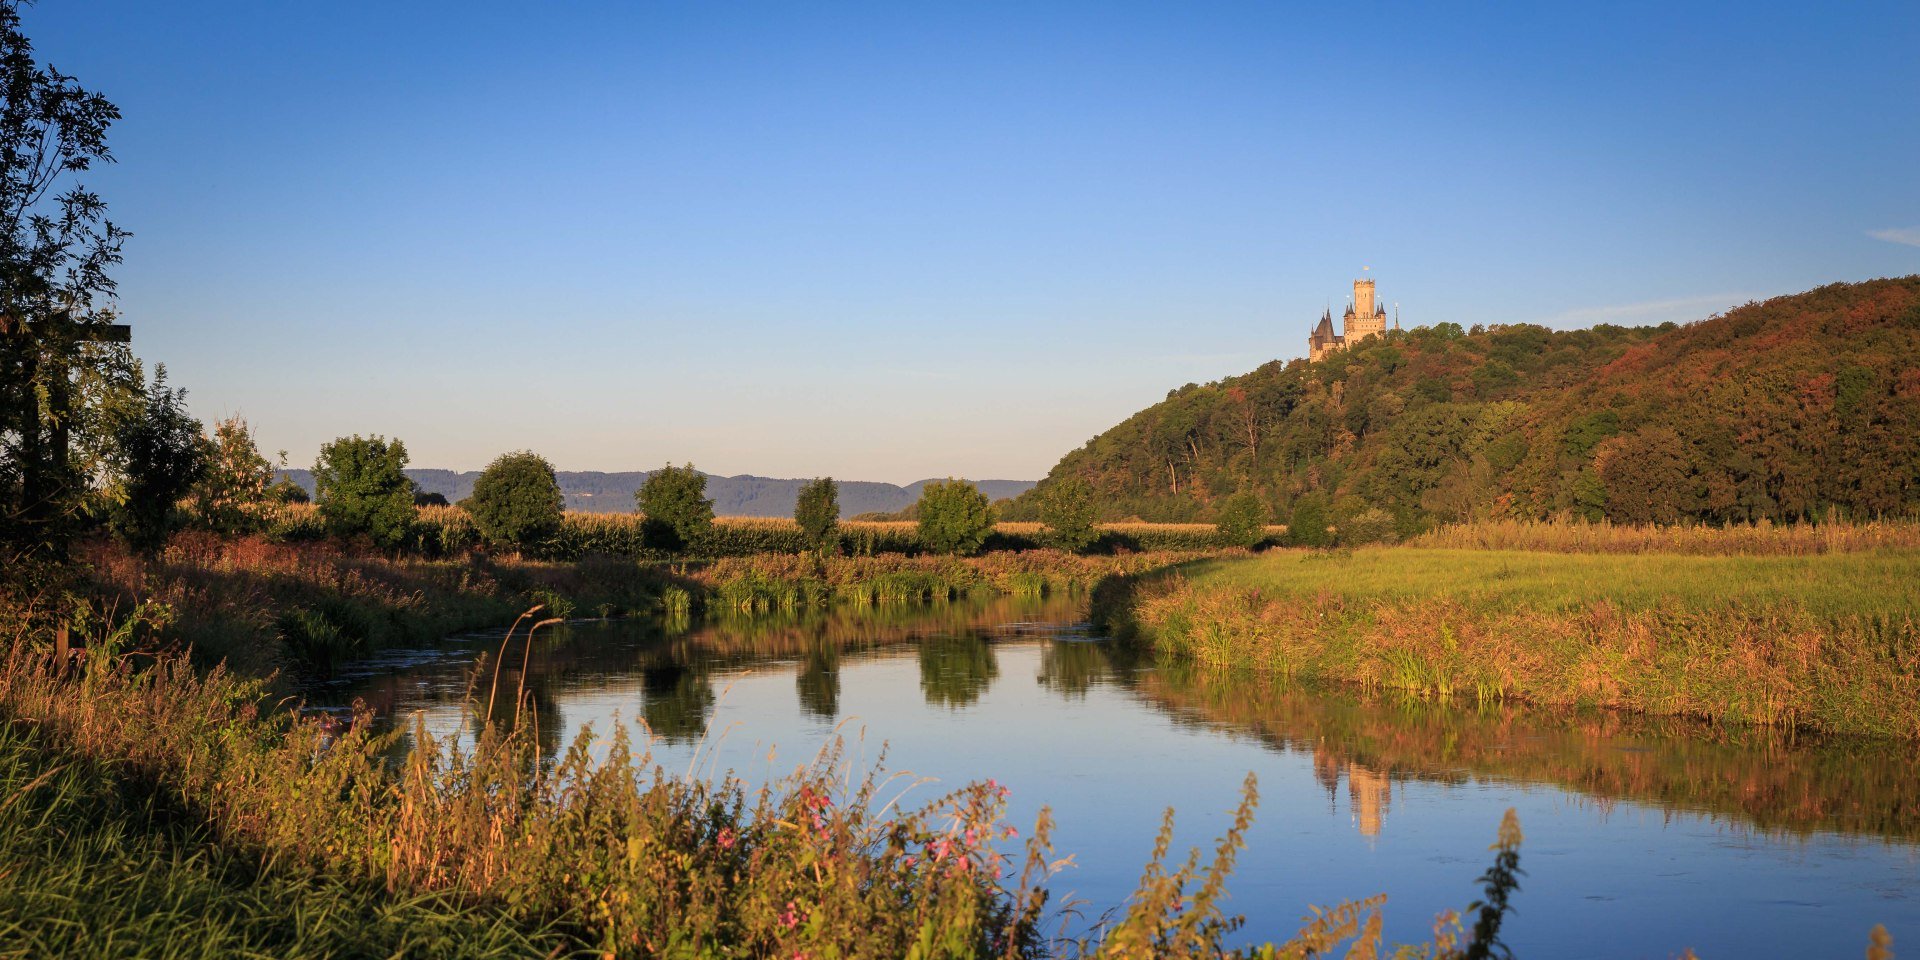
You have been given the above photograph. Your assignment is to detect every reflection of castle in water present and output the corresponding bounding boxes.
[1314,751,1393,838]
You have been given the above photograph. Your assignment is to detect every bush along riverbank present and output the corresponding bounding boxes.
[257,503,1262,558]
[74,533,1219,677]
[0,629,1546,960]
[1095,548,1920,740]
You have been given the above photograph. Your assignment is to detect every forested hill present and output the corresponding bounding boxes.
[1014,277,1920,529]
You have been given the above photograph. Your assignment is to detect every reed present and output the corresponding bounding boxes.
[1104,549,1920,738]
[0,622,1536,959]
[1407,517,1920,556]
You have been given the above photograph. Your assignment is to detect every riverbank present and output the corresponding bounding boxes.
[76,533,1217,677]
[0,633,1519,959]
[1099,547,1920,739]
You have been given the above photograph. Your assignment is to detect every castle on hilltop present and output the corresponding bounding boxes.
[1308,274,1396,361]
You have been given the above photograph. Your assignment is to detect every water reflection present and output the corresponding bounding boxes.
[918,634,999,708]
[1131,658,1920,844]
[322,594,1920,846]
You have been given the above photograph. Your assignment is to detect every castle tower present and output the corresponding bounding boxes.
[1342,276,1388,344]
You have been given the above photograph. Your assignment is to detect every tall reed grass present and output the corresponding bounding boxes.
[0,622,1535,959]
[1103,553,1920,739]
[1407,517,1920,555]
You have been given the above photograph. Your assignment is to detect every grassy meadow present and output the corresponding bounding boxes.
[1102,527,1920,739]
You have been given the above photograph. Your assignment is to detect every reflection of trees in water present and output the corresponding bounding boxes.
[640,658,715,742]
[1036,640,1113,699]
[918,634,1000,708]
[796,643,841,719]
[1139,661,1920,843]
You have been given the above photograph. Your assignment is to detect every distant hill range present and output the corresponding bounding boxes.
[1010,277,1920,527]
[276,469,1035,519]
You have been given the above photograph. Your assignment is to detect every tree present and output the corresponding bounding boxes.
[636,462,712,553]
[916,479,993,556]
[1286,493,1331,548]
[468,450,563,552]
[109,367,203,554]
[192,416,275,535]
[1038,475,1100,552]
[312,435,414,550]
[794,476,839,553]
[0,0,130,562]
[268,476,309,504]
[1214,491,1268,549]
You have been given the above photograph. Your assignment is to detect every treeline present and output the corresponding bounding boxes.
[1017,277,1920,533]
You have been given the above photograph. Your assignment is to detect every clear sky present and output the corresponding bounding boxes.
[26,1,1920,483]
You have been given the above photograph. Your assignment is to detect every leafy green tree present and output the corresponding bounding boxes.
[268,476,309,504]
[915,479,992,555]
[1286,493,1331,548]
[1214,491,1268,549]
[0,1,130,563]
[1038,475,1100,553]
[1331,495,1397,546]
[636,462,713,553]
[468,450,564,552]
[312,435,414,550]
[192,416,275,535]
[109,368,203,554]
[794,476,839,552]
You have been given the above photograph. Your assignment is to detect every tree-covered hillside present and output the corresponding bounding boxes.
[1016,277,1920,531]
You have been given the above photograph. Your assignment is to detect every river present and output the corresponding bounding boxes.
[313,593,1919,957]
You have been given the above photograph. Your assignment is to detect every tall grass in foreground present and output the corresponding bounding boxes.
[0,622,1544,959]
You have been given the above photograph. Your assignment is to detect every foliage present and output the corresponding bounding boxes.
[108,367,204,554]
[795,476,840,552]
[1213,491,1268,549]
[191,416,275,535]
[1036,475,1100,553]
[1331,496,1397,546]
[1018,278,1920,530]
[0,0,129,563]
[636,462,713,553]
[917,478,994,556]
[268,476,309,504]
[467,450,563,552]
[1286,493,1331,548]
[312,435,414,550]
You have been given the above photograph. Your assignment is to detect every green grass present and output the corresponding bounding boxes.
[1109,546,1920,738]
[1178,547,1920,620]
[0,722,562,960]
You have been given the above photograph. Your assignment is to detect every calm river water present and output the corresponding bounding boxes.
[315,593,1919,958]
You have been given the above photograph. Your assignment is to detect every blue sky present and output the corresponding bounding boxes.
[27,1,1920,482]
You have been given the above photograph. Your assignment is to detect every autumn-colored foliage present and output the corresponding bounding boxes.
[1022,277,1920,529]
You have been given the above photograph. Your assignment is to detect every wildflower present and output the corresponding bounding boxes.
[717,827,736,849]
[930,838,952,862]
[780,901,803,930]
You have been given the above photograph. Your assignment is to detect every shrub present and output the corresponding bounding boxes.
[636,462,713,553]
[1332,496,1397,546]
[468,451,564,552]
[1286,494,1331,548]
[794,477,839,552]
[110,369,205,555]
[1038,476,1100,553]
[192,416,275,535]
[312,435,414,550]
[916,479,993,556]
[1214,492,1268,550]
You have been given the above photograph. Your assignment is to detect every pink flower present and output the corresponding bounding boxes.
[780,901,803,930]
[717,828,736,849]
[930,838,952,862]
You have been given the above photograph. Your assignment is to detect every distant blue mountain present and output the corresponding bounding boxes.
[276,469,1035,518]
